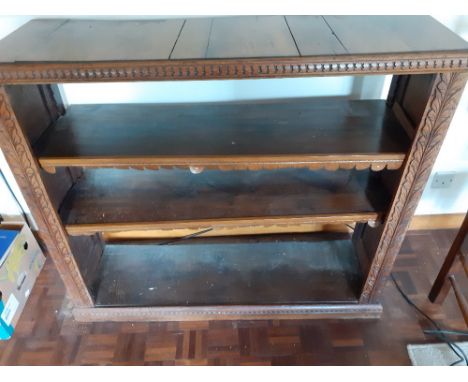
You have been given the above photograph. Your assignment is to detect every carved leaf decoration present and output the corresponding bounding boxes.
[361,72,468,302]
[0,89,92,306]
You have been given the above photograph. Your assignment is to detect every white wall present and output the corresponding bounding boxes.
[62,76,357,104]
[0,17,33,223]
[0,150,33,225]
[415,15,468,215]
[0,15,467,222]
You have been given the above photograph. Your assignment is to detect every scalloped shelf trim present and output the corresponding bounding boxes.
[40,155,405,174]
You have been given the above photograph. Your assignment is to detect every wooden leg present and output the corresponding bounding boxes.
[448,275,468,327]
[428,213,468,303]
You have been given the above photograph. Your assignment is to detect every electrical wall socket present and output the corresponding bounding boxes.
[431,172,457,189]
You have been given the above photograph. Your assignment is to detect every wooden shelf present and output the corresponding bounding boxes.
[60,168,390,236]
[3,16,466,321]
[36,99,410,172]
[93,233,363,307]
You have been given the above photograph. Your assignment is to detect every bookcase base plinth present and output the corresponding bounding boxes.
[72,304,383,322]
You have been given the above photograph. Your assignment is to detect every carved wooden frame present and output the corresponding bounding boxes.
[0,86,93,307]
[1,52,468,84]
[361,72,468,303]
[73,304,383,322]
[1,63,467,320]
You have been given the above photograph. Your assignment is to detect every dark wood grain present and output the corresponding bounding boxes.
[0,19,185,62]
[1,16,467,323]
[1,17,467,85]
[3,85,53,144]
[35,99,410,171]
[285,16,347,55]
[68,234,104,294]
[323,16,468,54]
[59,168,390,234]
[170,18,212,59]
[93,233,363,307]
[1,16,467,64]
[41,168,76,211]
[172,17,300,59]
[204,16,298,58]
[400,75,438,127]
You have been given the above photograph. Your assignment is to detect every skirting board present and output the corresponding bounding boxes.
[409,213,466,231]
[72,304,383,322]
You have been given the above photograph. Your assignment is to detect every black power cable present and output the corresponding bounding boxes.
[157,227,213,246]
[345,223,355,232]
[424,329,468,336]
[390,273,468,366]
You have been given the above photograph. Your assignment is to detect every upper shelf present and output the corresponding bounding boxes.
[1,16,468,84]
[35,98,411,172]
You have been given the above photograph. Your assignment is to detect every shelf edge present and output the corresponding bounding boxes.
[65,213,380,236]
[40,154,405,173]
[1,51,468,84]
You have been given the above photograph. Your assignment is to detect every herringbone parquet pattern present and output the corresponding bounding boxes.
[1,230,466,365]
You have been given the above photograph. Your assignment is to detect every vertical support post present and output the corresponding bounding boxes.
[360,72,468,303]
[0,85,93,307]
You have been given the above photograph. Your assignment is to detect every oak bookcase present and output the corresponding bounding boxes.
[1,16,467,321]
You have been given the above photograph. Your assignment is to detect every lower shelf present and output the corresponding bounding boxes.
[92,233,364,307]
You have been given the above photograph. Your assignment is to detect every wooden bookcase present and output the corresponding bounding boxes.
[0,16,467,321]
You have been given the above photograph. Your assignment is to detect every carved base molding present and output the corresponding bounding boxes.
[72,304,383,322]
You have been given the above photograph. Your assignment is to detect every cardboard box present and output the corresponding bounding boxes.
[0,224,45,340]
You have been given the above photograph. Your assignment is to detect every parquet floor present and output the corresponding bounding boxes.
[0,229,467,365]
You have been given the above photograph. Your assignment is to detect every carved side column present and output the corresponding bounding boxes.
[360,72,468,303]
[0,85,93,307]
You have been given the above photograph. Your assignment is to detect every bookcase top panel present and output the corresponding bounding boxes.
[1,16,468,84]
